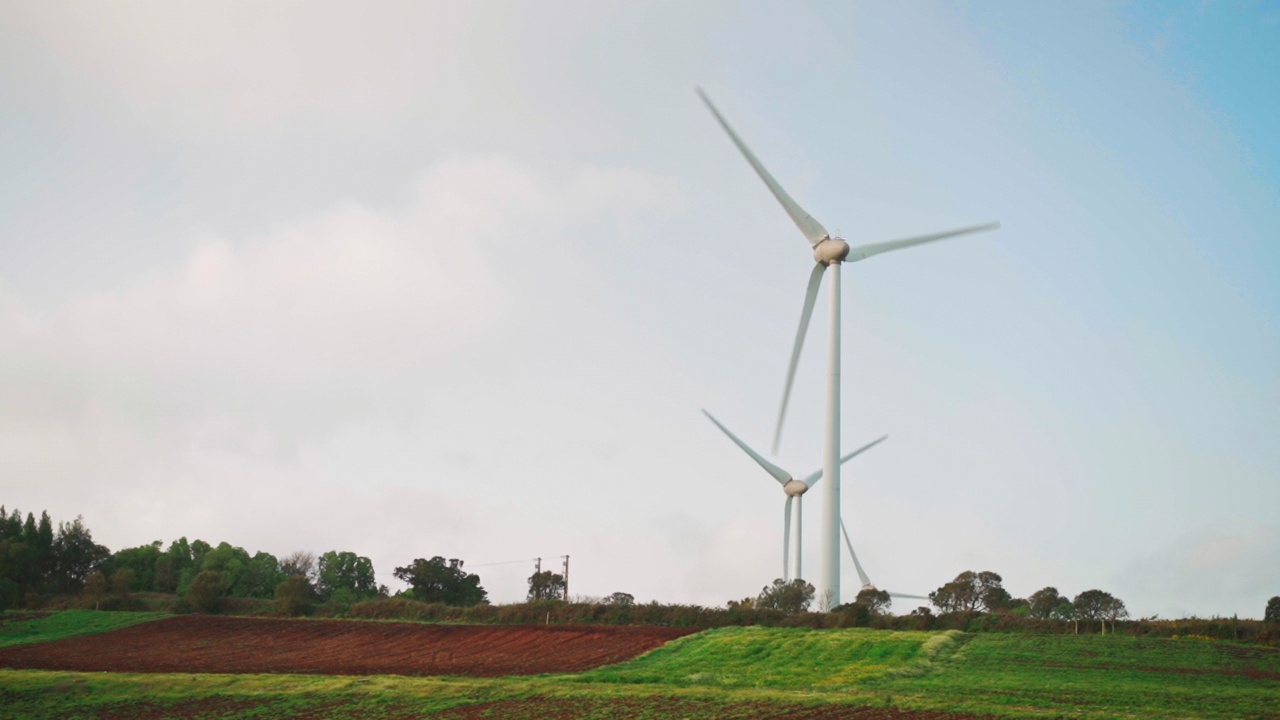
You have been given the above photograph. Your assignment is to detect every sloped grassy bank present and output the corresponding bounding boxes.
[1,613,1277,719]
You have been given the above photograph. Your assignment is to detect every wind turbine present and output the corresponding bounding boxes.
[702,409,886,582]
[697,88,998,607]
[839,520,928,604]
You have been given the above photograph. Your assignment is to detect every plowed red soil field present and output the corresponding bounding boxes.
[0,615,699,676]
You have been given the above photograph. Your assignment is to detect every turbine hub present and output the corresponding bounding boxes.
[783,479,808,496]
[813,238,850,265]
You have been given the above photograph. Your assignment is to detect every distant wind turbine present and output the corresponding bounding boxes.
[702,409,885,582]
[697,88,998,607]
[840,520,928,603]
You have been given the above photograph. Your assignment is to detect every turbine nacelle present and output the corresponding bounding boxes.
[813,238,849,265]
[701,409,887,583]
[782,479,809,497]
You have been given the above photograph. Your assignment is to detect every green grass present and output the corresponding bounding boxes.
[0,670,501,719]
[0,610,166,649]
[1,615,1277,719]
[871,633,1280,719]
[577,625,952,688]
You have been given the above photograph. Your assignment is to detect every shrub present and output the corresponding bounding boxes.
[274,575,312,617]
[186,570,224,614]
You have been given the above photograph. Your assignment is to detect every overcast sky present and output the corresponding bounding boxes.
[1,0,1277,618]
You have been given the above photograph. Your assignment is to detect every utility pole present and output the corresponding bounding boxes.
[562,555,570,601]
[535,557,541,574]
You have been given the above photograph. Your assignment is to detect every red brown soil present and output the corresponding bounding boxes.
[435,697,1001,719]
[0,615,699,677]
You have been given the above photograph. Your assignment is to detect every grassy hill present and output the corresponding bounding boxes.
[0,612,1276,719]
[576,626,956,688]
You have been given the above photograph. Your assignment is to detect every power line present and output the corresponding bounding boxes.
[467,556,564,569]
[466,558,538,568]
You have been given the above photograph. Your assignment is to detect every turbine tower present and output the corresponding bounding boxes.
[698,88,998,607]
[702,409,885,582]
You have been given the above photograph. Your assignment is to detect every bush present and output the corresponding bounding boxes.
[109,569,136,597]
[274,575,312,617]
[186,571,224,613]
[756,579,815,614]
[83,571,109,606]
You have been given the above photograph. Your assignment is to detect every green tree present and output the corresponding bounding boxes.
[274,575,312,617]
[51,516,109,593]
[604,592,635,607]
[186,570,224,613]
[0,577,18,612]
[35,512,54,586]
[2,507,22,540]
[1267,596,1280,623]
[238,552,284,599]
[176,540,214,595]
[1100,593,1128,633]
[979,575,1013,612]
[16,513,39,591]
[1072,589,1124,633]
[1051,598,1075,635]
[110,542,163,593]
[109,569,136,597]
[1006,597,1031,616]
[22,512,37,546]
[198,542,249,595]
[154,538,193,593]
[395,557,487,606]
[930,570,1009,613]
[1028,586,1063,619]
[316,551,378,603]
[930,571,980,612]
[756,578,815,614]
[0,535,33,596]
[527,570,567,602]
[854,586,892,615]
[83,570,109,606]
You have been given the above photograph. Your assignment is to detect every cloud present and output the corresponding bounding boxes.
[0,157,692,601]
[0,1,468,130]
[1119,522,1280,618]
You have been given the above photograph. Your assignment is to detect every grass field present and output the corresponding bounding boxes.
[1,612,1277,719]
[0,610,166,649]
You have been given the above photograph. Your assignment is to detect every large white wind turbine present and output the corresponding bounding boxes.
[698,88,998,607]
[702,409,886,583]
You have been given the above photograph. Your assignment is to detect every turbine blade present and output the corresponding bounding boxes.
[840,518,872,588]
[889,592,930,601]
[802,434,887,488]
[783,495,793,581]
[772,262,825,454]
[702,409,791,486]
[846,222,999,263]
[696,88,830,246]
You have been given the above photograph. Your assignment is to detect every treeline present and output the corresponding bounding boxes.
[5,505,1278,646]
[0,508,106,609]
[0,505,399,613]
[325,597,1280,645]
